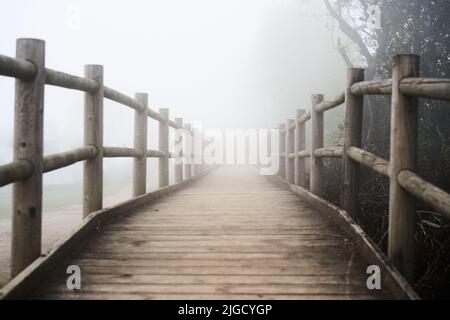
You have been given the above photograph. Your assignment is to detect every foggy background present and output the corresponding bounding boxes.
[0,0,347,217]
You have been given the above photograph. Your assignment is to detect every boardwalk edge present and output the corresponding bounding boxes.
[0,166,219,300]
[266,173,420,300]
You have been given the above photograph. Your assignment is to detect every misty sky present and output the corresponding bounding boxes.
[0,0,348,187]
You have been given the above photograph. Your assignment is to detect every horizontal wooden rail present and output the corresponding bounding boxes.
[103,147,143,158]
[350,79,393,96]
[314,92,345,113]
[347,146,390,177]
[399,78,450,101]
[298,111,311,124]
[45,69,99,93]
[287,147,341,159]
[0,54,186,125]
[0,54,36,80]
[168,119,182,129]
[351,77,450,101]
[103,86,146,113]
[0,160,34,188]
[146,109,166,123]
[314,147,343,158]
[398,170,450,220]
[43,146,97,173]
[298,150,311,158]
[0,147,98,187]
[0,38,210,281]
[147,149,167,158]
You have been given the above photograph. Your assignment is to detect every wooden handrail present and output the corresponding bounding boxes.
[43,146,97,173]
[350,77,450,101]
[0,160,34,188]
[350,79,393,95]
[398,170,450,220]
[346,146,390,177]
[0,54,36,80]
[313,147,343,158]
[46,68,99,92]
[103,147,143,158]
[314,92,345,113]
[0,38,207,277]
[275,54,450,284]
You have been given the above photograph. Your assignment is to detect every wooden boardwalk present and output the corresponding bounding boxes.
[31,166,390,299]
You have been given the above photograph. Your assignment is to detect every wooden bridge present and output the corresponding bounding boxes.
[1,39,450,300]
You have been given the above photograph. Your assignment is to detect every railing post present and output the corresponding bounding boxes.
[245,136,250,164]
[295,109,306,187]
[341,69,365,219]
[184,124,193,179]
[285,119,295,184]
[83,64,104,218]
[159,108,169,187]
[193,128,202,175]
[175,118,184,182]
[133,93,148,197]
[388,54,420,282]
[11,38,45,277]
[278,124,286,179]
[310,94,324,196]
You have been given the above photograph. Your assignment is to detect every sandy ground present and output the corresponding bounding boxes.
[0,187,132,287]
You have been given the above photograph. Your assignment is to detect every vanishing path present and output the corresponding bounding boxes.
[32,166,390,299]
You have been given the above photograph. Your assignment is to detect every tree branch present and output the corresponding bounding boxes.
[323,0,374,66]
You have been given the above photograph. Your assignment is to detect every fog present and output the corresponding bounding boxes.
[0,0,347,214]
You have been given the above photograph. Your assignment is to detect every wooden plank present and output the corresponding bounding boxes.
[0,166,217,300]
[267,173,419,300]
[24,166,392,300]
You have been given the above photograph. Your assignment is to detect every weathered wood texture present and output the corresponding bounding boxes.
[158,108,169,188]
[346,147,389,177]
[184,124,193,179]
[31,166,390,300]
[310,94,324,197]
[278,124,286,179]
[388,55,420,282]
[341,68,364,219]
[11,39,45,277]
[294,109,306,187]
[174,118,184,182]
[133,93,148,197]
[285,119,295,184]
[83,65,104,218]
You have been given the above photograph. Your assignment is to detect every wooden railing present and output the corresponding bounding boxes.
[0,38,208,278]
[276,54,450,283]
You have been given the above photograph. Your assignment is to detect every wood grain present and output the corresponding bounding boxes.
[31,166,391,300]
